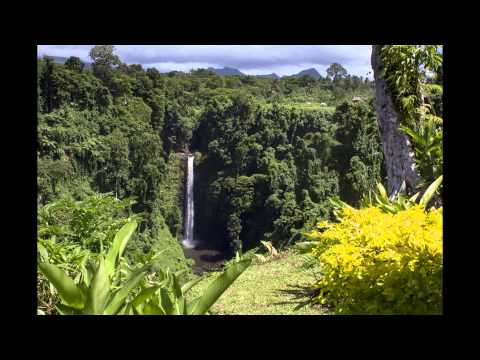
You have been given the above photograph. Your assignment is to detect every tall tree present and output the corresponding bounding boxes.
[89,45,120,67]
[326,63,348,81]
[64,56,85,73]
[89,45,121,86]
[40,56,55,113]
[371,45,420,196]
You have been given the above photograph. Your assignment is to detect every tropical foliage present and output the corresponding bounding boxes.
[37,45,442,315]
[294,45,443,315]
[380,45,443,188]
[193,98,383,254]
[359,175,443,213]
[37,46,379,258]
[299,201,442,314]
[38,219,251,315]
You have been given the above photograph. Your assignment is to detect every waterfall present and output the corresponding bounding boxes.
[182,155,195,248]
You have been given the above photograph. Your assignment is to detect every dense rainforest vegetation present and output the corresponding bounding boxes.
[37,45,443,315]
[37,45,379,258]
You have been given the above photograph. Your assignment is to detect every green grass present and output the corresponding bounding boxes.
[260,101,336,113]
[285,103,335,112]
[187,250,330,315]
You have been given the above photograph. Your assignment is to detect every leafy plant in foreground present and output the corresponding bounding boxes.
[38,221,143,314]
[296,175,442,255]
[38,220,251,315]
[295,176,443,315]
[359,175,443,214]
[399,119,443,186]
[37,236,91,314]
[132,255,251,315]
[254,241,279,263]
[304,204,442,314]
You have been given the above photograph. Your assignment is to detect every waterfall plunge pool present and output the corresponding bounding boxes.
[181,154,229,274]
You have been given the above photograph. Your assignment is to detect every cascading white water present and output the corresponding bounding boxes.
[182,155,195,248]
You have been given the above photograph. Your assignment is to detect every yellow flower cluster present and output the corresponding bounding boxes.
[306,205,442,314]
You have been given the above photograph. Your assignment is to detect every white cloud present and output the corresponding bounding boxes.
[37,45,374,78]
[37,45,93,62]
[146,62,222,73]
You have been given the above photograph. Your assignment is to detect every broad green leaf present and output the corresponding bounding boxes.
[181,277,203,294]
[74,273,82,283]
[409,192,420,203]
[172,273,183,299]
[420,175,443,207]
[121,303,135,315]
[84,258,110,314]
[174,269,187,278]
[80,258,91,287]
[143,302,165,315]
[186,298,200,315]
[374,193,388,206]
[104,270,147,315]
[56,303,81,315]
[159,288,174,315]
[125,305,135,315]
[329,197,350,210]
[37,243,48,262]
[379,203,397,214]
[38,262,85,309]
[131,286,161,308]
[182,297,188,315]
[105,221,138,277]
[118,221,137,257]
[173,297,186,315]
[164,271,173,290]
[376,183,388,200]
[398,195,406,208]
[156,268,166,282]
[190,257,251,315]
[132,305,142,315]
[172,269,187,281]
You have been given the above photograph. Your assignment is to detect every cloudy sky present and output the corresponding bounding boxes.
[37,45,374,79]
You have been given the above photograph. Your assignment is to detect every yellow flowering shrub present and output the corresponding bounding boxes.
[306,205,442,314]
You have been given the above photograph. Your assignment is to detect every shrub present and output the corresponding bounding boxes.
[38,193,136,253]
[359,175,443,214]
[38,221,252,315]
[303,205,442,314]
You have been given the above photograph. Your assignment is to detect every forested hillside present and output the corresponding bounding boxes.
[37,46,378,259]
[37,45,442,315]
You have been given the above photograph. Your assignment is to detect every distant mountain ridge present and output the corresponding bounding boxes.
[38,55,92,69]
[291,68,322,79]
[207,67,245,76]
[256,73,280,79]
[208,67,322,79]
[207,67,281,79]
[39,56,323,79]
[46,56,69,64]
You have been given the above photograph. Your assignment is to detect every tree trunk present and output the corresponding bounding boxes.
[371,45,420,196]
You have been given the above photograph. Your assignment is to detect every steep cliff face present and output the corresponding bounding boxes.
[371,45,420,195]
[193,153,227,250]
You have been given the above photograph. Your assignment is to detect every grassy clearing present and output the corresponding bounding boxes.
[260,102,336,113]
[284,103,336,112]
[187,250,330,315]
